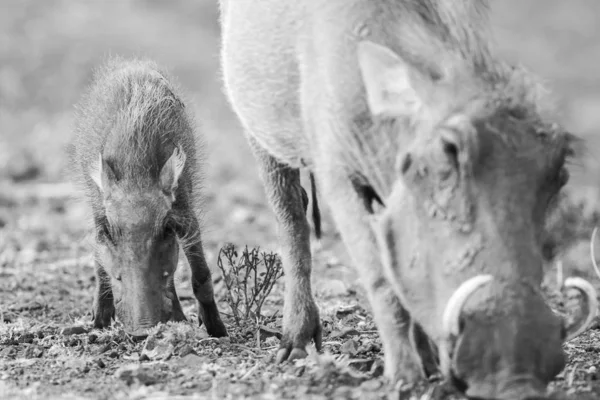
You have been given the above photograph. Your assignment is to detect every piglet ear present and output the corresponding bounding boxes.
[90,153,117,195]
[159,145,186,201]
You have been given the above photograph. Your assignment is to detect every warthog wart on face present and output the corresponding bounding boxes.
[219,0,596,398]
[71,58,227,338]
[359,41,597,398]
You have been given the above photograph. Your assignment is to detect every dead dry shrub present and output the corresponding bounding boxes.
[216,243,283,327]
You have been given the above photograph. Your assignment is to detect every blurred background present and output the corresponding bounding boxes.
[0,1,599,397]
[0,0,599,303]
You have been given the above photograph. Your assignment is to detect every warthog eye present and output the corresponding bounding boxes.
[557,167,569,188]
[350,173,384,214]
[97,218,116,246]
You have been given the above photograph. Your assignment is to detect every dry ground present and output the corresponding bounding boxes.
[1,1,600,399]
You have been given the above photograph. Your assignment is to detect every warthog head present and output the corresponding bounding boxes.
[356,40,597,399]
[90,146,187,336]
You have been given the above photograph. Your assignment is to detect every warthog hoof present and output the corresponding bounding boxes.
[276,300,322,363]
[92,300,115,329]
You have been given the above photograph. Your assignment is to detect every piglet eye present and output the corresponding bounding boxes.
[162,221,176,240]
[558,168,569,188]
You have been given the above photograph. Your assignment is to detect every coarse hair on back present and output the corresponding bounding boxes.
[371,0,557,121]
[367,0,563,132]
[68,55,207,226]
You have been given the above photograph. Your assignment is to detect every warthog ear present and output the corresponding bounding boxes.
[90,153,117,195]
[357,40,429,117]
[159,145,186,202]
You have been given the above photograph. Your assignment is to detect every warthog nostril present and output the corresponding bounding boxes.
[129,330,150,342]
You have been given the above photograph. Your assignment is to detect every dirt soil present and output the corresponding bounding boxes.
[1,1,600,399]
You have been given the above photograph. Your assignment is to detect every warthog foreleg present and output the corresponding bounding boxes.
[318,165,437,382]
[182,219,228,337]
[165,270,187,324]
[92,260,115,329]
[248,136,322,362]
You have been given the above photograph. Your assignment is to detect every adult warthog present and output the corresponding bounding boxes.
[219,1,597,398]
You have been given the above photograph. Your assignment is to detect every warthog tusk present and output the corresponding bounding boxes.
[439,274,494,377]
[442,274,494,338]
[590,227,600,280]
[563,276,598,342]
[556,260,564,289]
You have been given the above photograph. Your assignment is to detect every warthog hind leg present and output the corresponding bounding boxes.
[248,135,322,362]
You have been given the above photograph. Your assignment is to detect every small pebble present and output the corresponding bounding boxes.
[1,347,17,358]
[18,333,35,344]
[177,353,206,369]
[179,344,196,357]
[24,345,44,358]
[114,364,156,386]
[330,327,359,339]
[360,379,383,391]
[96,344,111,354]
[213,347,223,356]
[61,326,87,336]
[340,339,359,357]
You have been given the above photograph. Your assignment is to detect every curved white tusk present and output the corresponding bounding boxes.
[442,274,494,338]
[590,227,600,280]
[563,276,599,342]
[556,260,564,289]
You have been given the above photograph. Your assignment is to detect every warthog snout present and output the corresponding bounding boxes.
[439,275,597,400]
[103,210,186,335]
[115,281,178,338]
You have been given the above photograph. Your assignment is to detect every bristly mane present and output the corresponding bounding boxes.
[70,56,207,232]
[397,1,557,122]
[96,59,196,182]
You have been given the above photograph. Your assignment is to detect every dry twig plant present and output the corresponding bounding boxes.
[216,243,283,327]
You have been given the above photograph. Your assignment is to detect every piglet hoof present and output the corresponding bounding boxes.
[92,303,115,329]
[171,304,187,323]
[198,301,228,337]
[277,347,308,363]
[276,305,322,363]
[205,318,228,338]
